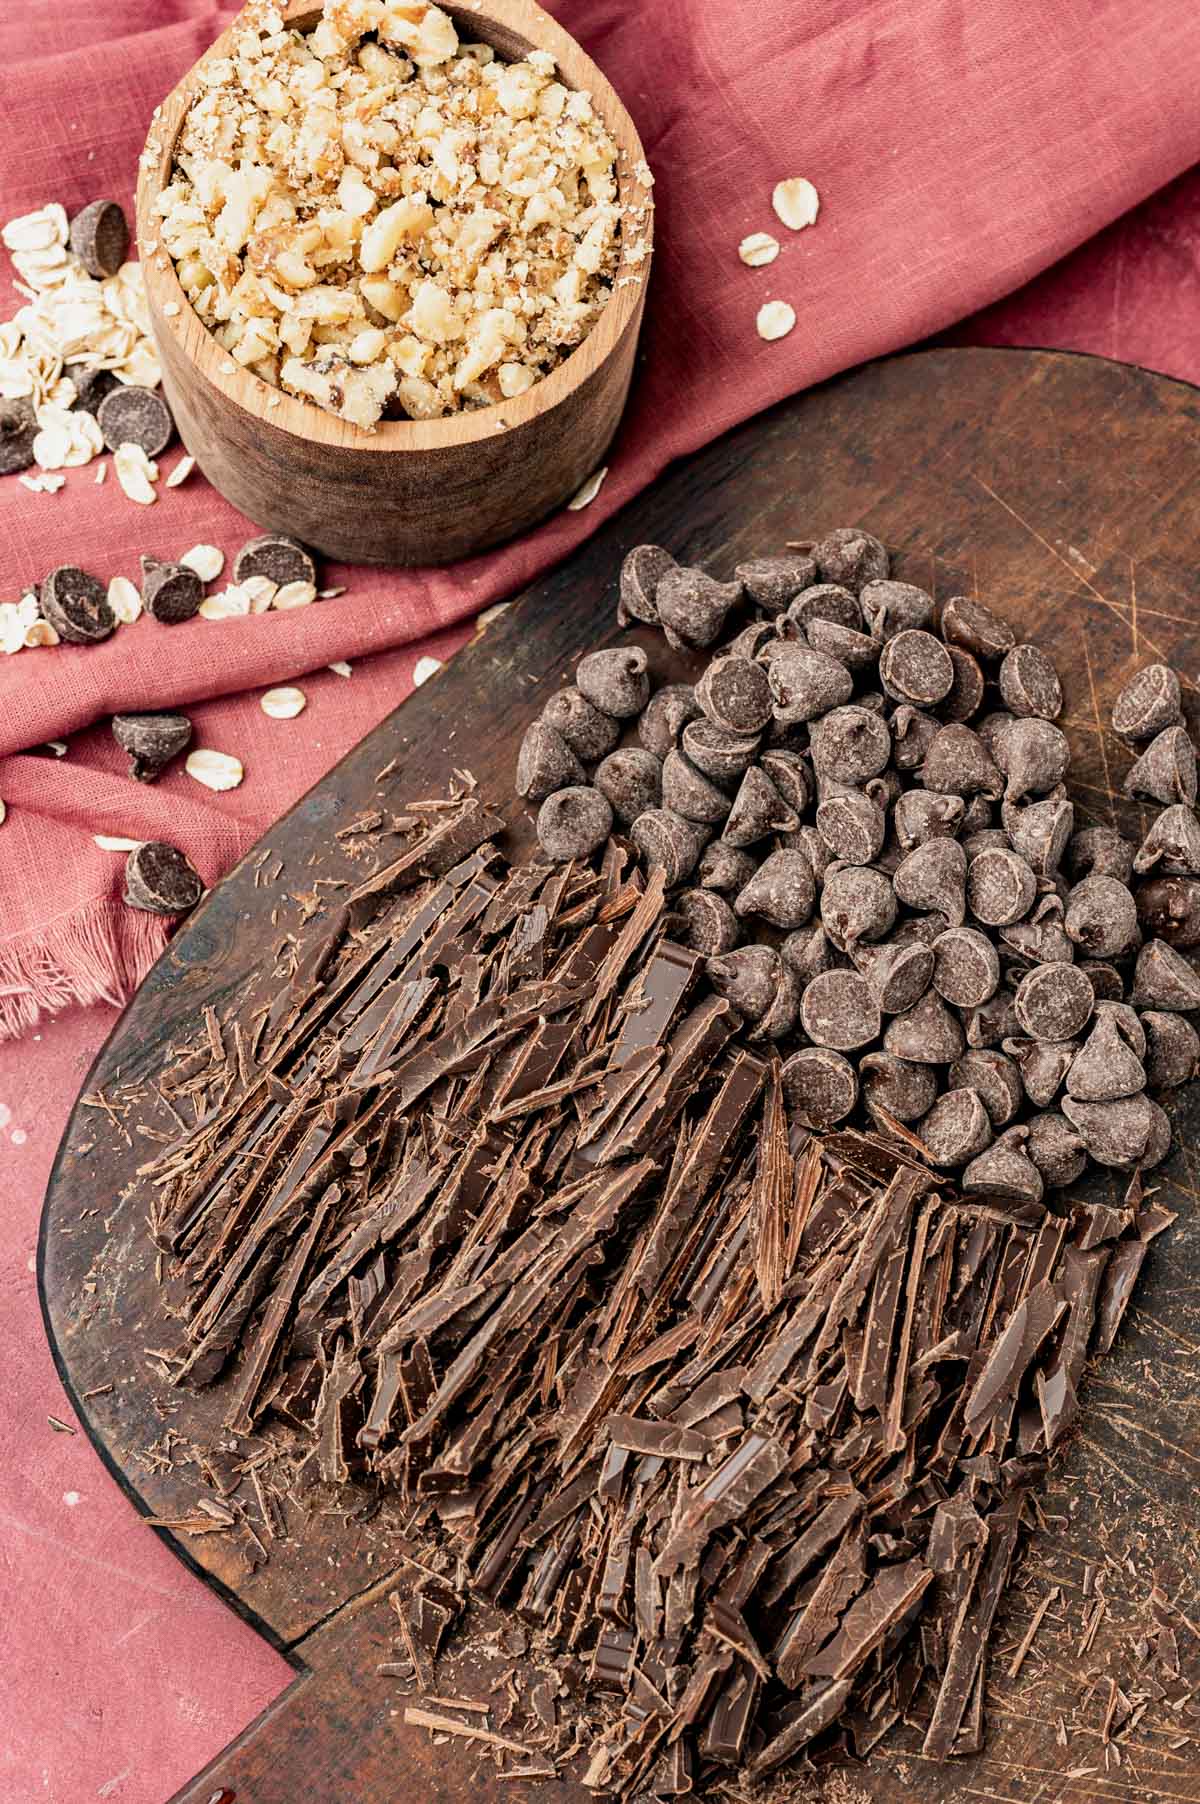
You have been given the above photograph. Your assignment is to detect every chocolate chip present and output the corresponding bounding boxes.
[124,840,203,915]
[781,1047,859,1128]
[696,655,773,734]
[1096,1000,1146,1057]
[1111,662,1182,740]
[726,619,780,662]
[894,839,967,924]
[757,749,812,819]
[812,526,889,592]
[619,544,675,625]
[967,846,1036,928]
[630,809,709,887]
[857,939,934,1014]
[1013,962,1094,1040]
[661,749,733,825]
[111,711,192,783]
[810,705,891,785]
[786,823,836,886]
[816,791,886,865]
[961,794,996,835]
[1131,938,1200,1010]
[1142,1010,1200,1088]
[656,566,741,650]
[69,199,129,278]
[40,565,114,644]
[879,629,955,706]
[1063,874,1139,958]
[785,583,863,633]
[576,647,650,720]
[680,719,760,787]
[706,945,782,1021]
[594,748,662,824]
[734,848,816,930]
[749,963,804,1043]
[1132,805,1200,877]
[921,724,1003,800]
[66,364,120,416]
[821,864,896,948]
[948,1049,1023,1126]
[671,889,740,955]
[1143,1098,1173,1169]
[782,921,840,982]
[997,719,1070,803]
[890,706,940,773]
[97,384,174,457]
[939,594,1016,662]
[139,555,203,625]
[1078,960,1124,1002]
[1066,1012,1146,1102]
[1123,726,1198,806]
[724,765,798,846]
[860,579,934,641]
[1000,895,1073,968]
[860,1052,939,1122]
[940,645,986,722]
[800,969,881,1050]
[541,688,618,762]
[894,790,964,852]
[1025,1111,1087,1189]
[999,644,1063,720]
[1004,1036,1077,1106]
[932,926,1000,1008]
[1136,876,1200,948]
[767,644,854,725]
[536,786,613,862]
[962,1128,1044,1203]
[735,553,818,612]
[1062,1093,1154,1170]
[1004,797,1074,877]
[697,840,758,895]
[805,617,879,672]
[883,989,965,1063]
[233,533,316,589]
[0,396,37,474]
[920,1088,992,1167]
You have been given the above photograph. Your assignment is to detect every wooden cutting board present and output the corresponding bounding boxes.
[40,348,1200,1804]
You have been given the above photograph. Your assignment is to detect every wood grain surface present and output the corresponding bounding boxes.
[40,348,1200,1803]
[134,0,652,566]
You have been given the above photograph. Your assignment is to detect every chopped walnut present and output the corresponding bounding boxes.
[160,0,630,428]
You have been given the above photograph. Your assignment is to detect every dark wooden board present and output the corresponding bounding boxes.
[40,348,1200,1803]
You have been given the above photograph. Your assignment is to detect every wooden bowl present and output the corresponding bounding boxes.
[134,1,652,566]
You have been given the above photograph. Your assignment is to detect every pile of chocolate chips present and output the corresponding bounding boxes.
[516,529,1200,1196]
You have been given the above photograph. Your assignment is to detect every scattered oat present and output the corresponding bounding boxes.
[19,471,66,494]
[165,454,196,488]
[567,465,608,511]
[161,301,181,317]
[756,300,797,342]
[23,620,59,648]
[46,741,67,757]
[327,660,352,678]
[180,543,224,583]
[185,748,244,792]
[198,586,251,621]
[94,834,144,852]
[772,177,820,231]
[243,576,278,613]
[107,575,143,624]
[261,686,307,720]
[0,799,6,826]
[272,580,317,611]
[318,586,346,599]
[739,232,780,267]
[94,460,107,484]
[413,656,443,687]
[113,441,158,504]
[477,601,510,631]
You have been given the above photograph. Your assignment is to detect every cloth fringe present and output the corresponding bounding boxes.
[0,897,169,1041]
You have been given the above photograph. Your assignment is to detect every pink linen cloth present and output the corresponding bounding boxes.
[4,0,1200,1035]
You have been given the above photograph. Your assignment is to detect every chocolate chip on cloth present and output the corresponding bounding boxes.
[810,704,892,785]
[618,544,676,625]
[920,1087,993,1167]
[967,845,1037,927]
[724,764,798,846]
[1133,804,1200,876]
[68,198,129,278]
[812,525,889,592]
[594,748,662,824]
[767,643,854,724]
[800,969,882,1050]
[140,555,204,625]
[576,646,650,719]
[1064,873,1140,958]
[630,808,708,887]
[111,711,193,783]
[706,945,783,1022]
[949,1048,1023,1126]
[821,863,896,947]
[860,1051,940,1122]
[781,1047,859,1128]
[735,552,817,612]
[656,565,741,649]
[546,687,622,761]
[1111,662,1183,740]
[696,655,773,734]
[97,384,174,458]
[940,594,1017,662]
[536,786,613,862]
[1014,961,1095,1040]
[878,629,955,706]
[734,848,816,930]
[671,888,740,956]
[860,579,935,641]
[1124,725,1198,806]
[998,643,1063,720]
[124,841,203,915]
[661,748,733,825]
[233,533,317,590]
[1136,875,1200,947]
[697,840,758,895]
[0,396,37,475]
[40,565,115,644]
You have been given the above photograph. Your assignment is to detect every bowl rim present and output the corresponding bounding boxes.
[134,0,654,455]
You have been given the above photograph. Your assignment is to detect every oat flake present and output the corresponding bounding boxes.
[114,441,158,504]
[756,300,797,342]
[413,656,443,687]
[772,178,820,232]
[272,580,317,611]
[739,232,780,268]
[107,575,142,624]
[567,466,608,511]
[94,834,143,852]
[185,748,243,791]
[166,455,195,488]
[327,660,352,678]
[261,686,307,719]
[181,544,224,583]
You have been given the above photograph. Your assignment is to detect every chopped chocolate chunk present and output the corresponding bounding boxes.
[124,840,204,915]
[111,710,192,782]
